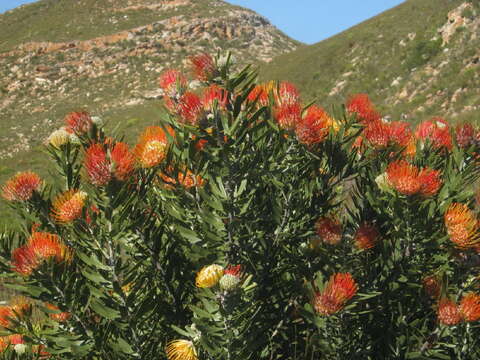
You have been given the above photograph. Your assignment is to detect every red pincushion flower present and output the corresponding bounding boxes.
[178,92,202,125]
[354,223,380,250]
[111,142,135,181]
[276,82,300,106]
[315,216,342,245]
[51,190,87,224]
[64,111,93,134]
[455,123,475,148]
[190,53,216,81]
[363,120,390,148]
[2,172,42,202]
[247,81,275,107]
[459,293,480,322]
[418,168,441,197]
[135,126,174,168]
[389,121,413,147]
[158,69,187,94]
[347,94,381,123]
[224,265,242,278]
[415,117,452,150]
[85,144,111,186]
[12,232,70,275]
[295,105,330,145]
[437,298,461,325]
[202,85,229,111]
[274,102,302,130]
[444,203,479,248]
[313,273,358,316]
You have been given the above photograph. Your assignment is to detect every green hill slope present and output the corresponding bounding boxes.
[261,0,480,124]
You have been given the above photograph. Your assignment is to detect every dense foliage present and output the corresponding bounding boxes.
[0,52,480,359]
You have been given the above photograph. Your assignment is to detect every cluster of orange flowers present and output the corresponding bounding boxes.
[437,293,480,326]
[385,160,441,197]
[313,273,358,316]
[11,232,70,276]
[444,203,479,249]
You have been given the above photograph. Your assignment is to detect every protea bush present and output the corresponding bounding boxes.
[0,52,480,359]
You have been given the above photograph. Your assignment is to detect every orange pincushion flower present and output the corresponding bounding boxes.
[202,85,229,111]
[295,105,330,145]
[444,203,479,248]
[415,117,452,150]
[276,82,300,105]
[274,102,302,130]
[354,223,380,250]
[347,94,381,123]
[386,160,441,197]
[135,126,173,168]
[111,142,135,181]
[313,273,358,316]
[12,232,69,275]
[190,53,216,81]
[455,123,475,148]
[52,190,87,223]
[459,293,480,322]
[437,298,461,325]
[45,303,71,322]
[2,172,42,202]
[422,275,441,299]
[158,69,187,94]
[84,144,111,186]
[315,216,342,245]
[247,81,275,107]
[64,111,93,134]
[178,92,202,125]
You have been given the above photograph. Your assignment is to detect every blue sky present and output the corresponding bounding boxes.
[1,0,405,44]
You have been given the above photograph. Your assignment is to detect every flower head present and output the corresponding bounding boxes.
[166,339,198,360]
[64,111,93,134]
[178,92,203,125]
[84,144,111,186]
[159,69,187,95]
[2,172,42,202]
[247,81,275,107]
[274,102,302,130]
[459,293,480,322]
[347,94,381,123]
[190,53,216,81]
[415,117,452,150]
[389,121,413,147]
[47,128,71,148]
[363,120,390,148]
[354,223,380,250]
[51,190,87,223]
[386,160,441,197]
[135,126,173,168]
[196,264,224,288]
[111,142,135,181]
[295,105,330,145]
[313,273,358,316]
[315,216,342,245]
[455,123,475,148]
[202,85,228,111]
[437,297,461,326]
[12,232,69,275]
[444,203,479,248]
[276,82,300,106]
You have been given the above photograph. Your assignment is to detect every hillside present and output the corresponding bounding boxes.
[0,0,299,184]
[261,0,480,124]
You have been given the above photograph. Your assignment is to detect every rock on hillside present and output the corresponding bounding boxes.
[0,0,298,161]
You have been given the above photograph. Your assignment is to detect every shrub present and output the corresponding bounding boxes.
[0,53,480,359]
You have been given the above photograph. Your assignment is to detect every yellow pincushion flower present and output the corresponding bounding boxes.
[47,128,71,148]
[166,340,198,360]
[195,264,224,288]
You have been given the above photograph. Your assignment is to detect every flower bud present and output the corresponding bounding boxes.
[219,274,240,291]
